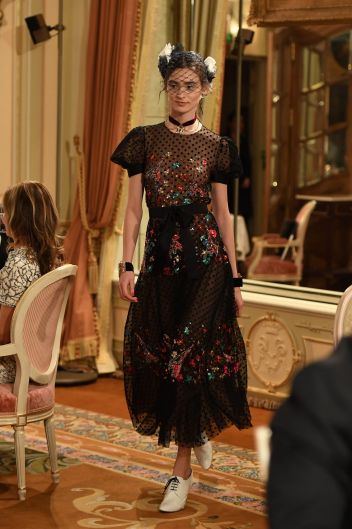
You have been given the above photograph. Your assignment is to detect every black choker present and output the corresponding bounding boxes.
[168,115,197,133]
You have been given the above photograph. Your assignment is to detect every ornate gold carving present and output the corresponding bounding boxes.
[247,313,300,390]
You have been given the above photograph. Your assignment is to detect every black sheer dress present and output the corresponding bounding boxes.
[111,123,251,447]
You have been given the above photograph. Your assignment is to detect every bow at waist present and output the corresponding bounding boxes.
[149,203,208,278]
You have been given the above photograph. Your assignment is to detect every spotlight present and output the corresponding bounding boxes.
[237,28,255,45]
[25,14,65,45]
[231,28,255,55]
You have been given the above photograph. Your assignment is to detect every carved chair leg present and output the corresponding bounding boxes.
[13,425,26,500]
[44,416,59,483]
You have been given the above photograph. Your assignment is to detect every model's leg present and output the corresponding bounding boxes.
[173,446,192,478]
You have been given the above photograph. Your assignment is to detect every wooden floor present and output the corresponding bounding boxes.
[56,375,272,451]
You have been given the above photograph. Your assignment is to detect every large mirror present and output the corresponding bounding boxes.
[221,4,352,293]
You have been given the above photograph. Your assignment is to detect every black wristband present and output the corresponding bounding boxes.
[233,275,243,288]
[125,262,134,272]
[118,261,134,276]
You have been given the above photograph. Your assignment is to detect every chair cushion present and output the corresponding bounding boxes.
[251,256,297,275]
[0,383,54,414]
[261,232,280,239]
[264,237,289,244]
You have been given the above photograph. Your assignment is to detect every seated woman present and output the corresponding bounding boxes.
[0,181,63,383]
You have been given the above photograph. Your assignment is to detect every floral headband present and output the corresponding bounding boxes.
[158,43,217,83]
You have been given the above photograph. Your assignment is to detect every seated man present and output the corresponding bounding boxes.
[268,336,352,529]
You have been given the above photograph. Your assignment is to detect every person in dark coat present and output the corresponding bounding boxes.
[267,336,352,529]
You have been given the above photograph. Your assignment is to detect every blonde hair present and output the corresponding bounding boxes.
[3,181,64,274]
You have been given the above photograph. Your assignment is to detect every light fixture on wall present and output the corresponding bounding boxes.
[232,27,255,54]
[25,13,65,44]
[24,3,65,221]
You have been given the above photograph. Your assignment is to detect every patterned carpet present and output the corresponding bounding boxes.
[0,405,267,529]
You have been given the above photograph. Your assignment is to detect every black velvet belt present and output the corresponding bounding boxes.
[149,203,208,278]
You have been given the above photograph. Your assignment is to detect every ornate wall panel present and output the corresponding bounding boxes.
[242,289,337,408]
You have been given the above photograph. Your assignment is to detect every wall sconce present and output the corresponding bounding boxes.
[25,13,65,44]
[24,3,65,222]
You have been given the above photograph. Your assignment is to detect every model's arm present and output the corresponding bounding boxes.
[211,182,243,314]
[0,305,14,344]
[119,173,143,303]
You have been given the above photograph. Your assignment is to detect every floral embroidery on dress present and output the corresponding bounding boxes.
[129,322,243,385]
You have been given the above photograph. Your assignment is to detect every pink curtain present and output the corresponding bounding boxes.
[61,0,140,363]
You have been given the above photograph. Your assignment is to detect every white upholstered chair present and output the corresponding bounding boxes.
[333,284,352,346]
[0,264,77,500]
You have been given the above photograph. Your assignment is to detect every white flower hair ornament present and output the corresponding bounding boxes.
[158,43,174,63]
[204,56,217,75]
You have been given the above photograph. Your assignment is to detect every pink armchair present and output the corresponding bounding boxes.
[246,200,316,286]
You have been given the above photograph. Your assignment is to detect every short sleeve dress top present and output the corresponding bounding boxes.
[0,247,41,383]
[111,123,251,447]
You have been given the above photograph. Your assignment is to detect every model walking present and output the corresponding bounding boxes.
[111,43,251,512]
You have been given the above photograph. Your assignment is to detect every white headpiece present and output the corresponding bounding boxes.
[158,43,174,63]
[204,56,217,76]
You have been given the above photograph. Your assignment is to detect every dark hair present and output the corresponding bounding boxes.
[3,181,64,275]
[158,43,215,86]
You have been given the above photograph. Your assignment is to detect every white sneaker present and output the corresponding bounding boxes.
[194,441,212,469]
[159,472,193,512]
